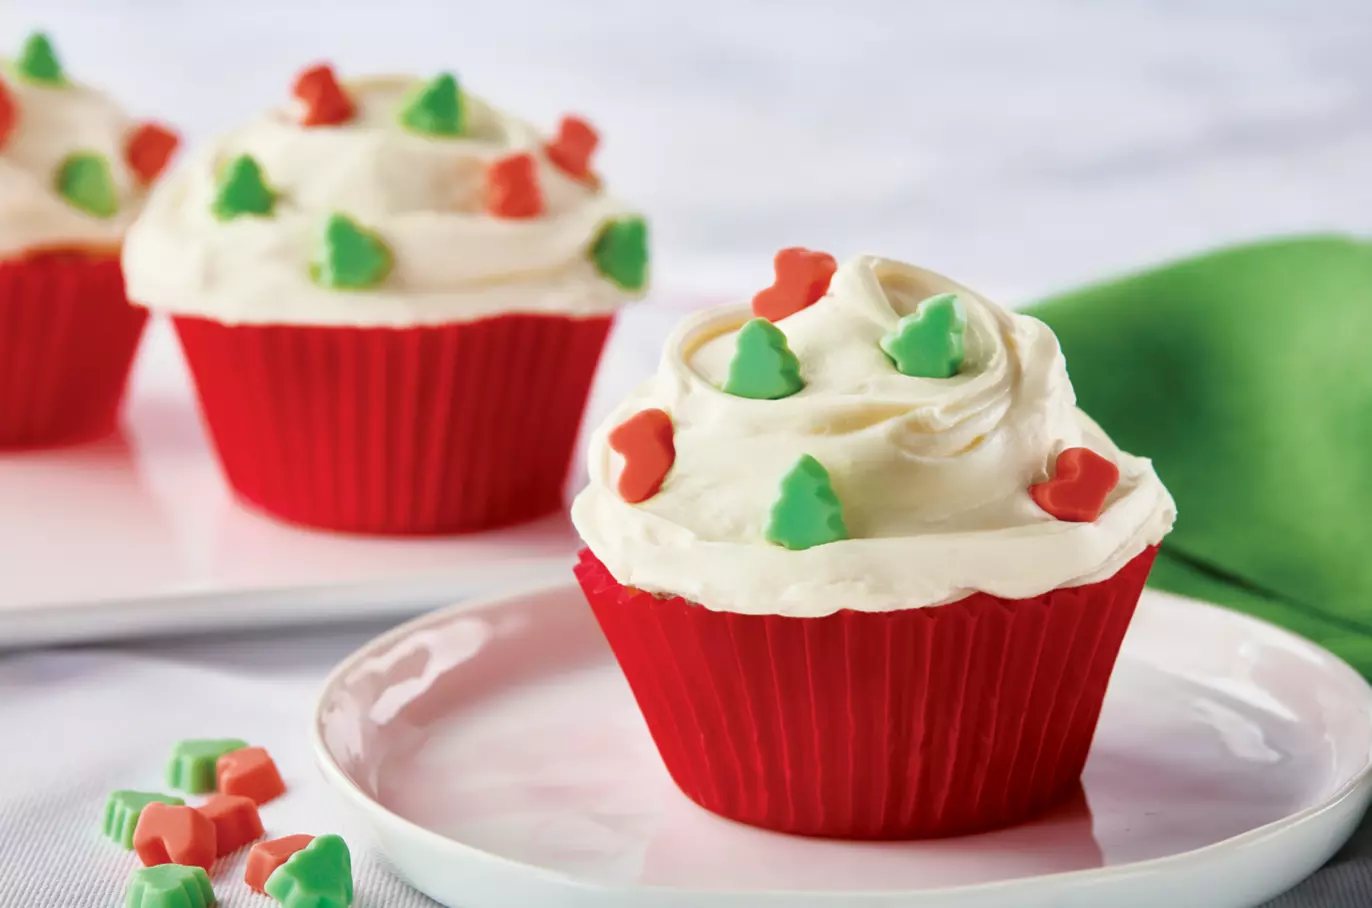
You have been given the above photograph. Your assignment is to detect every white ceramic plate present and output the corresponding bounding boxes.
[313,581,1372,908]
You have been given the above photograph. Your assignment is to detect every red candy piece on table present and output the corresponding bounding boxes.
[1030,447,1120,522]
[0,78,15,150]
[125,123,180,186]
[752,247,838,322]
[217,745,286,805]
[293,63,354,127]
[196,794,264,856]
[608,408,674,504]
[486,153,543,219]
[245,834,315,894]
[132,802,217,870]
[544,115,599,179]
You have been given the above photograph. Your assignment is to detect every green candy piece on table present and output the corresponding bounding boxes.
[880,292,966,378]
[124,864,215,908]
[1027,235,1372,677]
[591,216,649,291]
[15,32,64,85]
[55,153,119,218]
[102,790,185,849]
[723,317,803,400]
[212,154,276,220]
[400,73,464,137]
[766,454,848,550]
[265,833,354,908]
[312,213,393,290]
[165,738,248,793]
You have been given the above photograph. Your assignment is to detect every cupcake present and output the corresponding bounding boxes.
[123,64,646,534]
[0,32,178,446]
[572,250,1175,839]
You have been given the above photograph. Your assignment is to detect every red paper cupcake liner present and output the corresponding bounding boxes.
[173,312,613,535]
[576,545,1159,840]
[0,251,147,448]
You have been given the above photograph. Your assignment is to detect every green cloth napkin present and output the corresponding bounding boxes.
[1028,234,1372,676]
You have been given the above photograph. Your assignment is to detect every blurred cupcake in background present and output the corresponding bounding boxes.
[124,63,648,535]
[0,32,179,447]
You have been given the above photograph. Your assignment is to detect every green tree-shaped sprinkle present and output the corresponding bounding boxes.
[765,454,848,550]
[723,317,803,400]
[56,153,118,218]
[312,213,393,290]
[880,292,967,378]
[591,217,649,291]
[400,73,464,137]
[212,154,276,220]
[16,32,64,85]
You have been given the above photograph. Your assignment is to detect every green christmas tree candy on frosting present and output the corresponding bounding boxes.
[400,73,464,137]
[591,217,649,291]
[56,153,119,218]
[212,155,276,220]
[880,292,967,378]
[765,454,848,550]
[16,32,64,86]
[723,317,803,400]
[312,213,392,290]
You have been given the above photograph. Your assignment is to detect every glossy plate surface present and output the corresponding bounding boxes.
[315,582,1372,907]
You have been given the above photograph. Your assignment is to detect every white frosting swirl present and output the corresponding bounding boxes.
[572,255,1175,616]
[123,75,643,327]
[0,65,148,256]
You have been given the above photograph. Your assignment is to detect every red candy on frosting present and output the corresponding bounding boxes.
[0,78,16,150]
[608,408,675,504]
[293,63,354,127]
[752,247,838,322]
[545,115,599,180]
[1030,447,1120,522]
[125,123,180,186]
[486,152,543,219]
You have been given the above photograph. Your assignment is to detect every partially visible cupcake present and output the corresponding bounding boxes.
[0,32,178,446]
[573,250,1175,839]
[124,63,647,534]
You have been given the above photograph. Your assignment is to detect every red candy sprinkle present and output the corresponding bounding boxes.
[545,115,599,180]
[486,152,543,219]
[293,63,354,127]
[133,802,217,870]
[245,834,315,894]
[125,123,179,186]
[608,408,675,504]
[0,78,16,150]
[1030,447,1120,522]
[197,794,264,856]
[217,746,286,805]
[752,247,838,322]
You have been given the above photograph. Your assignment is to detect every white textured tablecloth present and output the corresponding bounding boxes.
[2,1,1371,905]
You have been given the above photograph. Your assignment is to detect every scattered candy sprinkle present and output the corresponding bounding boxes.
[56,152,119,218]
[0,78,15,149]
[265,833,354,908]
[197,793,264,857]
[545,115,598,179]
[607,408,675,504]
[400,72,463,137]
[590,216,648,291]
[751,247,837,322]
[124,864,214,908]
[294,63,353,127]
[247,835,315,895]
[103,791,185,850]
[880,292,966,379]
[211,155,275,220]
[311,213,392,290]
[766,454,848,550]
[15,32,64,86]
[1030,447,1120,522]
[166,738,248,794]
[133,802,217,870]
[485,152,543,219]
[217,746,286,805]
[125,123,179,186]
[723,317,803,400]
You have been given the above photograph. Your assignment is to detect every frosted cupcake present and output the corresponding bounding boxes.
[0,32,178,446]
[124,64,646,534]
[573,249,1175,839]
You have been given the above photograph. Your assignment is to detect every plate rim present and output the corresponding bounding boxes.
[312,579,1372,901]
